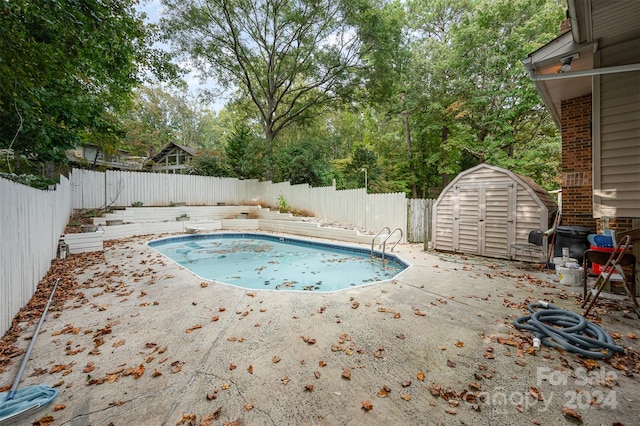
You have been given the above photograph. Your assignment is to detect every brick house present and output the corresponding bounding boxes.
[523,0,639,234]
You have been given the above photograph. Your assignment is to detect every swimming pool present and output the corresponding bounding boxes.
[147,233,409,292]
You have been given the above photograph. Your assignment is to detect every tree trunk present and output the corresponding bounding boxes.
[402,108,418,199]
[441,126,450,187]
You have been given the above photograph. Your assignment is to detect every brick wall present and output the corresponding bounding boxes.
[560,94,597,232]
[596,217,634,234]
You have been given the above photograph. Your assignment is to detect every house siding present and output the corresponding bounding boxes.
[561,94,597,231]
[597,71,640,219]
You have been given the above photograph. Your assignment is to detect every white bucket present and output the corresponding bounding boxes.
[556,265,583,286]
[553,257,578,268]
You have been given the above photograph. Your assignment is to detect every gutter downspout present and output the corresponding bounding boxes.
[567,0,581,44]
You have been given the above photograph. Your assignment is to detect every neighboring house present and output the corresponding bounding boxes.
[148,142,197,174]
[67,144,145,171]
[523,0,640,234]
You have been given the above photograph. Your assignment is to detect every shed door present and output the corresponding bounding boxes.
[453,183,515,258]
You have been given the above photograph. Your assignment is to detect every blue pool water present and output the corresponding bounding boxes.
[148,233,409,292]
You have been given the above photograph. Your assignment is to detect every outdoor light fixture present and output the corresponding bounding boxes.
[560,54,579,72]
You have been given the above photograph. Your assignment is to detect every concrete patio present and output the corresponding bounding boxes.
[1,232,638,426]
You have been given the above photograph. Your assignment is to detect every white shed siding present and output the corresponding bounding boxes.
[434,192,454,252]
[433,164,554,260]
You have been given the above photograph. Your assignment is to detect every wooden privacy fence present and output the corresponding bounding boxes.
[0,177,72,336]
[407,198,435,243]
[69,169,409,238]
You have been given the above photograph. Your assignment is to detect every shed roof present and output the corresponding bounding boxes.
[440,163,557,214]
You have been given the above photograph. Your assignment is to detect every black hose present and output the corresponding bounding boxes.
[514,302,624,359]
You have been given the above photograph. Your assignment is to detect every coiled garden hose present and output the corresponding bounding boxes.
[514,301,624,359]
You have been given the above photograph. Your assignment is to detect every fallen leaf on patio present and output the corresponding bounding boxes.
[529,387,543,401]
[207,389,218,400]
[145,342,157,348]
[112,339,125,348]
[417,372,425,381]
[437,345,446,351]
[314,371,321,379]
[468,382,482,391]
[377,388,389,398]
[455,341,464,348]
[342,368,352,380]
[171,361,183,373]
[401,380,411,387]
[177,413,196,425]
[301,336,316,344]
[123,364,144,379]
[515,359,526,367]
[152,369,162,378]
[305,384,314,392]
[361,401,373,411]
[445,408,456,415]
[83,362,95,373]
[429,383,442,397]
[396,333,405,339]
[561,405,582,422]
[35,415,54,426]
[272,356,281,363]
[581,359,599,371]
[212,316,219,322]
[219,307,226,312]
[213,407,222,420]
[247,365,253,374]
[54,404,66,411]
[229,363,236,370]
[106,373,120,383]
[221,383,230,390]
[200,282,208,288]
[281,376,290,385]
[610,332,621,339]
[243,403,253,411]
[200,413,214,426]
[185,324,202,333]
[627,333,637,339]
[319,360,326,367]
[401,393,411,401]
[446,360,456,368]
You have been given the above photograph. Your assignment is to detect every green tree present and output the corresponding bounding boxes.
[188,148,227,176]
[0,0,173,170]
[123,85,216,157]
[160,0,366,174]
[444,0,564,180]
[224,124,263,180]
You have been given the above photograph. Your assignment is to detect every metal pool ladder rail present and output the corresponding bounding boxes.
[371,227,403,260]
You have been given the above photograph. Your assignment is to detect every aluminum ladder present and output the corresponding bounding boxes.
[371,227,403,260]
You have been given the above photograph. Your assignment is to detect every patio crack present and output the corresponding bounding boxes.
[59,384,181,426]
[161,293,256,424]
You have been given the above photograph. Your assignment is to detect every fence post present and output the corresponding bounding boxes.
[423,202,430,251]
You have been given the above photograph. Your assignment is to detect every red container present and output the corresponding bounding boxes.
[590,245,619,274]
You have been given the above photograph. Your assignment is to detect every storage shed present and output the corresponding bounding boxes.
[432,164,557,260]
